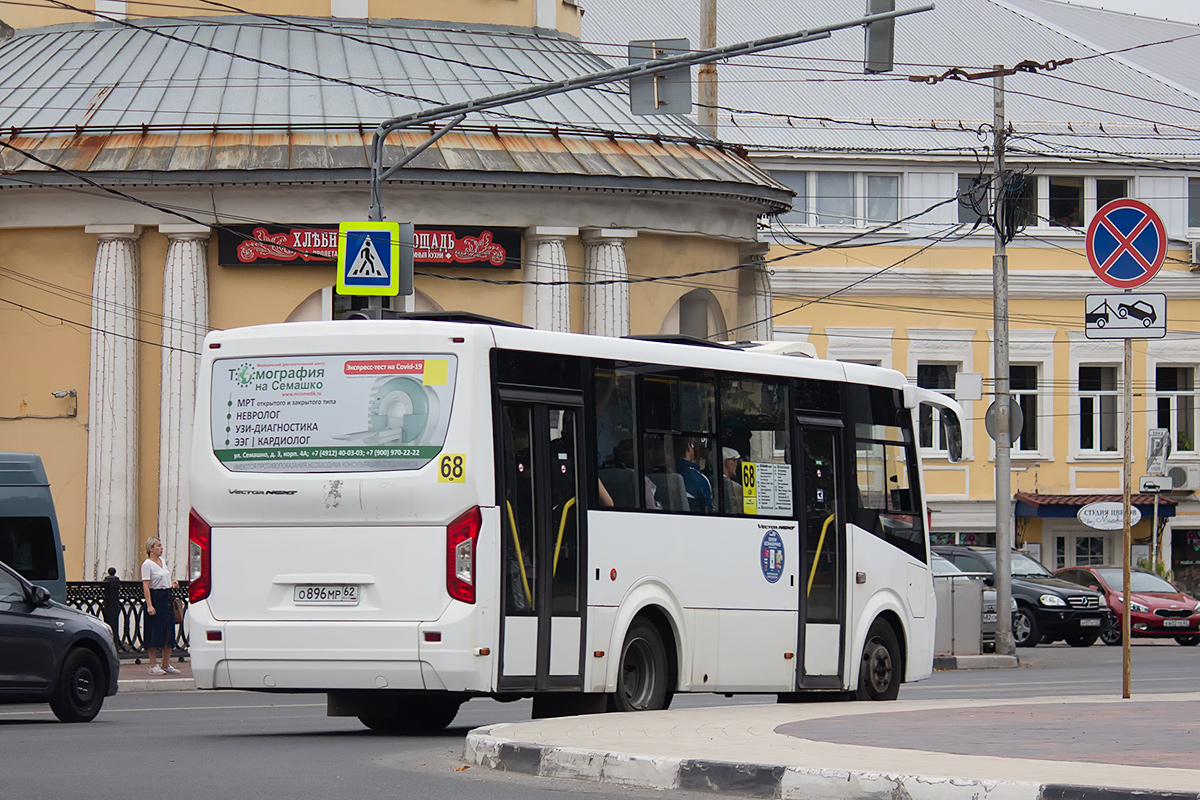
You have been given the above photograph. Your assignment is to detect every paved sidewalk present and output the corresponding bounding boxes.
[117,658,196,692]
[465,692,1200,799]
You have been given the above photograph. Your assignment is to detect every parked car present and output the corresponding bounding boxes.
[933,546,1109,648]
[931,552,1016,652]
[0,559,119,721]
[1053,565,1200,646]
[1117,300,1156,326]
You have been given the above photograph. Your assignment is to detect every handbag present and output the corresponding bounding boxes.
[173,597,186,624]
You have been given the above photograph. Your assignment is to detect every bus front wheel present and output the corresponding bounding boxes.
[855,620,901,701]
[611,619,670,712]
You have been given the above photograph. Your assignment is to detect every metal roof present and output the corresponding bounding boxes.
[580,0,1200,161]
[0,16,789,206]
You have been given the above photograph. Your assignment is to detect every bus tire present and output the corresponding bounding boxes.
[855,620,901,702]
[358,696,462,734]
[611,619,669,712]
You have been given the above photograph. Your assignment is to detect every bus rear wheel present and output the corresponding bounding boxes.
[611,619,669,712]
[855,620,900,701]
[358,696,462,734]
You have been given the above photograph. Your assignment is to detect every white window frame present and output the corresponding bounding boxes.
[1154,366,1198,456]
[1068,333,1124,461]
[767,170,904,230]
[1147,338,1200,460]
[908,329,974,462]
[989,329,1054,462]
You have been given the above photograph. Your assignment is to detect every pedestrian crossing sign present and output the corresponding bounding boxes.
[337,221,400,296]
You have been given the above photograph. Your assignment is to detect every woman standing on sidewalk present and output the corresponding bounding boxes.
[141,537,180,675]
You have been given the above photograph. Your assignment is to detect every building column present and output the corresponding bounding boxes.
[582,228,636,338]
[83,225,142,579]
[738,242,773,342]
[522,226,576,332]
[157,224,210,580]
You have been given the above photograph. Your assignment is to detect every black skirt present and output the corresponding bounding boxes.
[144,588,175,649]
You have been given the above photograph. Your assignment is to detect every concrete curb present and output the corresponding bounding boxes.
[933,654,1020,670]
[463,726,1200,800]
[117,678,196,693]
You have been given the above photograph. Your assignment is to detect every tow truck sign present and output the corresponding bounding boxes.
[1084,292,1166,339]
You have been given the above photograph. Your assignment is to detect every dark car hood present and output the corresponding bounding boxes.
[1014,575,1095,594]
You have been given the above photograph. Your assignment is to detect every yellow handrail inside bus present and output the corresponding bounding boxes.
[552,497,576,577]
[806,514,836,598]
[505,501,533,608]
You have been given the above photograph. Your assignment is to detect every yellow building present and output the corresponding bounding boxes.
[585,0,1200,593]
[0,0,787,579]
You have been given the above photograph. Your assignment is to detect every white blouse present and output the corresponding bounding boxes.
[141,558,172,590]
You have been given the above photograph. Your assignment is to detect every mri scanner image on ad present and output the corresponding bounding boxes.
[211,354,458,472]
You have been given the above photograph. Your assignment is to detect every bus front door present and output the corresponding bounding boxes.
[497,398,585,693]
[796,420,845,689]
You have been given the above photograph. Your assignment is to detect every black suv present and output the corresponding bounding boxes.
[933,546,1109,647]
[0,559,119,721]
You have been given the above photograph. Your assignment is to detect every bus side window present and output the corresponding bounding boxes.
[594,366,640,510]
[638,370,716,515]
[718,377,790,516]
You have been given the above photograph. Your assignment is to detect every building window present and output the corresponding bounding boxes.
[1075,536,1104,566]
[770,171,901,228]
[1079,365,1119,452]
[1096,178,1128,208]
[1190,178,1200,229]
[1003,173,1037,229]
[815,172,855,225]
[866,174,899,224]
[1156,366,1197,453]
[1048,176,1084,228]
[958,174,989,224]
[1011,365,1038,453]
[771,170,808,225]
[917,363,957,454]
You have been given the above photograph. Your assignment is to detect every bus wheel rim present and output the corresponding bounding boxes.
[621,638,655,708]
[863,639,892,694]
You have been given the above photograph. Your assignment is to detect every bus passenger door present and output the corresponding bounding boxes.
[795,420,845,688]
[497,397,585,693]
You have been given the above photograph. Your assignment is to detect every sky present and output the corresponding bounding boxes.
[1063,1,1200,24]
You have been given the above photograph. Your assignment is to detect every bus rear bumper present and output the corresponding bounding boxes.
[187,608,490,692]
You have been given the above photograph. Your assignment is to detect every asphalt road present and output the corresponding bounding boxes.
[2,641,1193,799]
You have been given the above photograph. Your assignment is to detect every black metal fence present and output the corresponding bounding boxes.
[66,580,189,656]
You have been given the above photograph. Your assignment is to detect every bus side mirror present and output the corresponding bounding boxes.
[941,408,963,463]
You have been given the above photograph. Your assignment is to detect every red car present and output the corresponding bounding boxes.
[1053,565,1200,646]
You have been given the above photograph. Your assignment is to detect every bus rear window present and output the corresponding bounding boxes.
[0,517,59,581]
[211,354,458,473]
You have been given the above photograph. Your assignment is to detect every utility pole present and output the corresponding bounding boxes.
[992,68,1015,657]
[697,0,718,136]
[1122,325,1133,698]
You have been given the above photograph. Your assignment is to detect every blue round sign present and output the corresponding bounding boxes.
[760,530,784,584]
[1086,198,1165,289]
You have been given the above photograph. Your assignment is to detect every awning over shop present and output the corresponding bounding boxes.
[1014,492,1176,519]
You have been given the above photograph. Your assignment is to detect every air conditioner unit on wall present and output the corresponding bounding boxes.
[1191,241,1200,271]
[1168,463,1200,492]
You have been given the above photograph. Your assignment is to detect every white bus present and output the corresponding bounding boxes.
[188,314,962,731]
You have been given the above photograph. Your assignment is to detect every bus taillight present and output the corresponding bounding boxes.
[446,506,482,604]
[189,509,212,603]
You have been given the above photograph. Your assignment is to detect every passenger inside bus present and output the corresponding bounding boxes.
[673,437,713,513]
[721,447,743,512]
